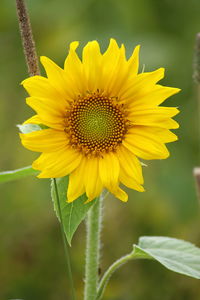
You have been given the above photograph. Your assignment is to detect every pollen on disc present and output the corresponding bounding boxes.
[65,92,129,156]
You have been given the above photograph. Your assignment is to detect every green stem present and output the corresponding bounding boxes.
[96,248,149,300]
[96,253,133,300]
[84,194,103,300]
[53,179,76,300]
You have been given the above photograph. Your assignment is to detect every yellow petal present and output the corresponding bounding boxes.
[20,129,68,152]
[99,152,120,189]
[102,39,120,66]
[99,151,128,201]
[119,167,145,192]
[84,157,103,202]
[138,127,178,143]
[127,44,140,76]
[23,114,42,124]
[129,106,179,118]
[21,76,66,106]
[40,56,71,100]
[67,158,86,203]
[64,41,80,70]
[134,118,179,129]
[33,147,82,178]
[128,107,179,129]
[64,41,86,95]
[101,39,123,94]
[102,41,140,97]
[26,97,65,130]
[82,41,102,92]
[111,186,128,202]
[119,68,165,100]
[158,129,178,143]
[102,39,120,84]
[127,85,181,109]
[103,44,129,96]
[123,126,170,160]
[117,145,144,184]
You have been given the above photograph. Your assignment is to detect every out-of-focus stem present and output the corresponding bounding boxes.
[193,167,200,203]
[16,0,40,76]
[193,33,200,144]
[193,33,200,84]
[193,33,200,201]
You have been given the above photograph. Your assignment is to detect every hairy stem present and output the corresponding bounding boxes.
[96,247,149,300]
[96,252,133,300]
[84,195,103,300]
[16,0,40,76]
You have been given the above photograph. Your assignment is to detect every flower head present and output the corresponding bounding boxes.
[20,39,180,203]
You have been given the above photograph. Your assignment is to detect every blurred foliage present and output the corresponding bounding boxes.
[0,0,200,299]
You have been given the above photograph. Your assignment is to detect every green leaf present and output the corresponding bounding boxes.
[17,123,49,134]
[97,236,200,299]
[0,166,39,183]
[134,236,200,279]
[17,123,43,133]
[51,176,96,245]
[1,123,48,183]
[0,123,46,183]
[0,123,42,183]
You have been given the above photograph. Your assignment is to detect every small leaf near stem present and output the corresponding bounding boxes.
[0,166,38,183]
[53,179,76,300]
[51,176,96,245]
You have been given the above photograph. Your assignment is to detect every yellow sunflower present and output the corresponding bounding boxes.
[20,39,180,203]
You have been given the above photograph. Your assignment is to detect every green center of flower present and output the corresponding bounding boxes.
[65,92,128,156]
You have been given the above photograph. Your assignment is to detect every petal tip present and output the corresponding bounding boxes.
[69,41,79,51]
[40,55,48,64]
[21,78,28,86]
[67,197,74,203]
[134,44,141,52]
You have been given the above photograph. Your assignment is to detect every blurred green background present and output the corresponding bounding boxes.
[1,0,200,299]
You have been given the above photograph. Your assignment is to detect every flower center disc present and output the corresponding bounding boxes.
[65,93,128,156]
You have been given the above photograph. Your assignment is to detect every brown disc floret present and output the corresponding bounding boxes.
[65,92,130,156]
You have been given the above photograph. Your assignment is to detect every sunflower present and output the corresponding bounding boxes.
[20,39,180,203]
